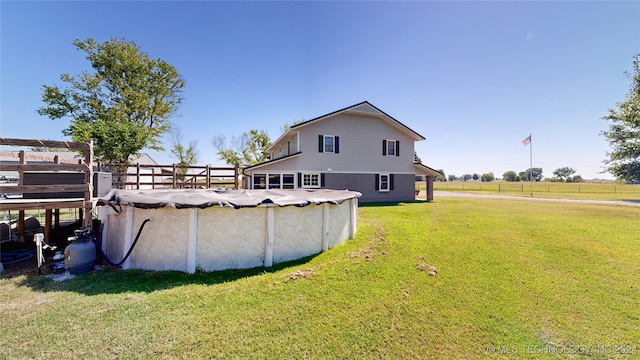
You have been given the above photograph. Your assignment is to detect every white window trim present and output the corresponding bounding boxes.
[253,173,297,189]
[386,139,396,156]
[268,173,281,189]
[282,173,295,189]
[252,174,267,189]
[323,135,336,153]
[379,173,390,192]
[302,172,321,189]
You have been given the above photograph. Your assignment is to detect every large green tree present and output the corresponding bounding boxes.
[519,167,543,182]
[37,38,185,164]
[553,167,577,182]
[602,53,640,181]
[503,170,518,182]
[212,129,272,166]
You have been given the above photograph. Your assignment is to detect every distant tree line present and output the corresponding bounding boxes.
[437,167,584,183]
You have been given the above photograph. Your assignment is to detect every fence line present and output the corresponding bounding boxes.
[431,181,639,194]
[98,163,240,190]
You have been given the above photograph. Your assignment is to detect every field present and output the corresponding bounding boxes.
[426,181,640,201]
[1,198,639,359]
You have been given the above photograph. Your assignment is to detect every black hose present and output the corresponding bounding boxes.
[95,218,151,267]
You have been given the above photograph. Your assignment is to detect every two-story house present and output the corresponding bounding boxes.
[242,101,441,202]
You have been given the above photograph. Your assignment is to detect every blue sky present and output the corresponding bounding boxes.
[2,1,639,180]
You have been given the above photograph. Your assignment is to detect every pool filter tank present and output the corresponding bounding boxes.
[64,227,96,275]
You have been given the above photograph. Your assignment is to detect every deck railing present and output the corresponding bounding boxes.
[98,163,240,190]
[0,138,94,239]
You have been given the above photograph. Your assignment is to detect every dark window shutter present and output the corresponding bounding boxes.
[382,140,387,156]
[321,173,325,187]
[335,136,340,154]
[390,174,395,190]
[318,135,324,153]
[298,172,302,188]
[395,141,400,157]
[375,174,379,190]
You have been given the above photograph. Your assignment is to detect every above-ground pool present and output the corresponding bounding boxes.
[97,188,361,273]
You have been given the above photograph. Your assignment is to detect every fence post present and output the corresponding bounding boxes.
[234,165,239,189]
[206,165,211,189]
[136,163,141,190]
[172,164,177,189]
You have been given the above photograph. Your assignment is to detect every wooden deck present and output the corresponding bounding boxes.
[0,138,94,246]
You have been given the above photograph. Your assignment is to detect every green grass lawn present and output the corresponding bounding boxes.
[427,181,640,202]
[1,199,639,359]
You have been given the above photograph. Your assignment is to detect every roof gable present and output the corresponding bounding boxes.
[292,101,424,140]
[269,101,425,151]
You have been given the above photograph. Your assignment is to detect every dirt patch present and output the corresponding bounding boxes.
[346,220,389,261]
[417,257,437,276]
[284,268,314,282]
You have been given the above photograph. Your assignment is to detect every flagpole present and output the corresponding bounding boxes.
[529,133,533,197]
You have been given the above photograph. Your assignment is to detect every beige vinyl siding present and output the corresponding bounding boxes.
[271,132,299,159]
[297,113,415,173]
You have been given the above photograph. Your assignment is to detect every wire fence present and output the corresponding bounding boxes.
[431,181,640,194]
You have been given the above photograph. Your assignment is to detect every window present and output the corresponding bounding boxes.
[268,174,281,189]
[318,135,340,153]
[324,136,334,153]
[387,140,395,156]
[253,173,297,189]
[253,174,266,189]
[382,140,400,157]
[302,173,320,188]
[282,174,295,189]
[379,174,390,192]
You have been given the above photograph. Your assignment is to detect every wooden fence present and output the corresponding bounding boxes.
[98,163,240,190]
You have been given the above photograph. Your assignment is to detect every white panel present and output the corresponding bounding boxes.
[196,207,266,271]
[186,208,198,274]
[273,204,323,264]
[129,208,189,272]
[328,201,350,248]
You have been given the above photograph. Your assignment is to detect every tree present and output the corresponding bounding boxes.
[481,172,495,182]
[29,141,71,152]
[462,174,472,181]
[472,173,479,181]
[602,53,640,181]
[570,175,584,183]
[281,119,305,133]
[520,167,543,182]
[37,38,185,164]
[434,169,446,182]
[170,128,199,179]
[448,174,457,182]
[553,167,577,182]
[503,171,518,182]
[212,129,272,165]
[414,151,423,164]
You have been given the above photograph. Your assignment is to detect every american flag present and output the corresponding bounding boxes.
[522,135,531,146]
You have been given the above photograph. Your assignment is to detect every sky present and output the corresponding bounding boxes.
[1,1,639,180]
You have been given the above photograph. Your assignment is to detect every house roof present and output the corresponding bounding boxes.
[268,101,425,151]
[414,163,443,177]
[243,152,302,172]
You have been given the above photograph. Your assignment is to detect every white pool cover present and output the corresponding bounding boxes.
[97,189,361,273]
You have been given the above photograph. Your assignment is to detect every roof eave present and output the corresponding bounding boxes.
[243,152,302,172]
[414,163,442,177]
